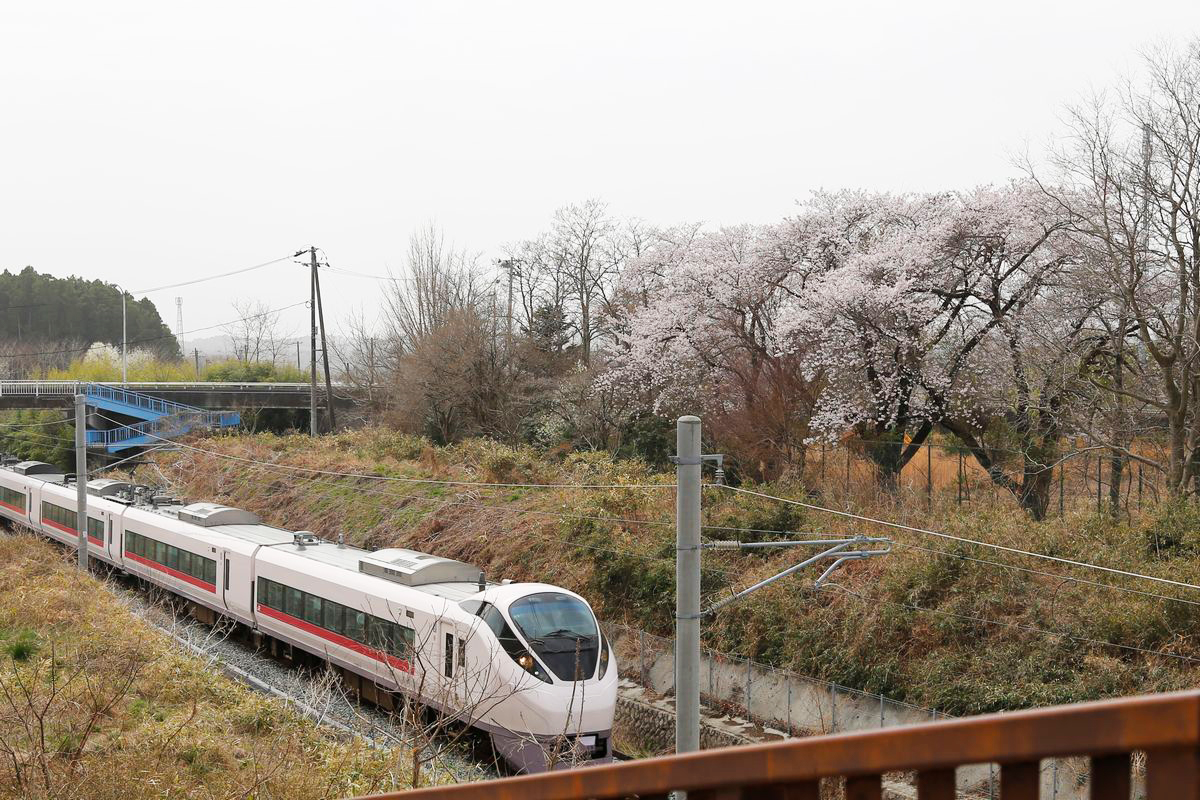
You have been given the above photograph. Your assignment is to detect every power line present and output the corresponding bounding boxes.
[132,254,295,294]
[98,417,676,491]
[0,416,72,429]
[718,484,1200,592]
[824,582,1200,667]
[0,300,309,360]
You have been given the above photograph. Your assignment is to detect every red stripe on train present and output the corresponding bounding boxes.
[43,517,103,544]
[124,551,216,593]
[256,604,412,673]
[0,499,25,515]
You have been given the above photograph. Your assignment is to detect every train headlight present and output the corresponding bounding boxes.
[513,649,551,683]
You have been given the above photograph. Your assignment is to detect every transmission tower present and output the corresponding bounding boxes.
[175,297,185,353]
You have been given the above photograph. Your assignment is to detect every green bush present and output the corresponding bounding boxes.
[1142,500,1200,558]
[3,629,39,661]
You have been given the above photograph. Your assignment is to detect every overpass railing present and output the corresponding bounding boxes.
[0,380,202,415]
[85,410,240,447]
[354,690,1200,800]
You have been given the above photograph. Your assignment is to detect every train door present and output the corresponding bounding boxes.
[96,508,112,560]
[439,621,467,704]
[219,549,232,614]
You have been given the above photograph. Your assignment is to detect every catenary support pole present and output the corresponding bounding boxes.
[74,394,88,571]
[675,415,701,756]
[313,258,336,431]
[309,247,318,436]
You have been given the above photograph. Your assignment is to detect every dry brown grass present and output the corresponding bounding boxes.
[0,533,413,800]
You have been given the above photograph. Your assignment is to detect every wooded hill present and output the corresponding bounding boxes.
[0,266,179,364]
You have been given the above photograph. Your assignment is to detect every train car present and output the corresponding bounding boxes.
[0,457,617,772]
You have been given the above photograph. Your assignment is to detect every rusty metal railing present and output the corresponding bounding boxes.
[352,690,1200,799]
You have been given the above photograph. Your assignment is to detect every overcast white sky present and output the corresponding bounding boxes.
[2,1,1199,350]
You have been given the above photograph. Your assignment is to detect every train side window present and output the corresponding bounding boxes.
[344,610,366,642]
[388,624,414,658]
[323,600,344,634]
[155,541,168,565]
[444,633,454,678]
[268,581,283,610]
[285,586,303,618]
[366,618,391,653]
[457,637,466,675]
[178,550,193,576]
[204,559,216,585]
[480,604,524,660]
[303,593,323,625]
[223,558,230,588]
[166,545,180,571]
[256,577,269,606]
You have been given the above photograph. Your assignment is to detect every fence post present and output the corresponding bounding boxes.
[926,441,932,512]
[640,630,647,687]
[786,675,792,735]
[957,451,963,506]
[879,694,885,729]
[745,658,752,719]
[1059,462,1065,517]
[830,683,837,733]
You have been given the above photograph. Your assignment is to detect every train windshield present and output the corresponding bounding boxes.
[507,592,599,681]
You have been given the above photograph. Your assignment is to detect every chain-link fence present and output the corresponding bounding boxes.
[606,621,942,737]
[606,621,1107,799]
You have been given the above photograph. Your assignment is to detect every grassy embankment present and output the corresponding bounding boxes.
[152,429,1200,718]
[0,533,420,800]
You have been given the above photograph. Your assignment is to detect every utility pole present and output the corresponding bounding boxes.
[296,341,301,370]
[193,348,200,377]
[675,415,701,756]
[313,257,336,431]
[309,247,318,436]
[74,394,88,571]
[672,415,889,762]
[121,290,127,387]
[503,259,515,351]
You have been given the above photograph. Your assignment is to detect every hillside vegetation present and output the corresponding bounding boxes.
[154,430,1200,717]
[0,533,412,800]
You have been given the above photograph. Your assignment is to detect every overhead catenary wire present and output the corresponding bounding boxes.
[107,422,675,491]
[95,415,1200,605]
[894,541,1200,608]
[718,483,1200,592]
[0,416,72,429]
[147,455,745,579]
[823,582,1200,667]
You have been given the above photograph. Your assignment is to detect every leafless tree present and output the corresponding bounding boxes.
[223,299,291,364]
[383,222,487,354]
[1044,42,1200,498]
[551,199,618,367]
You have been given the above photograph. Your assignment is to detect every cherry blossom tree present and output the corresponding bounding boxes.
[775,182,1084,516]
[606,222,824,479]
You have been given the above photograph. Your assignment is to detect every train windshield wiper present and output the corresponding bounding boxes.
[527,629,597,645]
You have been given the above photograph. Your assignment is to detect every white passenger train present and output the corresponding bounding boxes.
[0,457,617,772]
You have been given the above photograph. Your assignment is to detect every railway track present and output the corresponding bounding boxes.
[112,576,502,782]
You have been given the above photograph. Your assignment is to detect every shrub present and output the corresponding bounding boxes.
[3,628,38,661]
